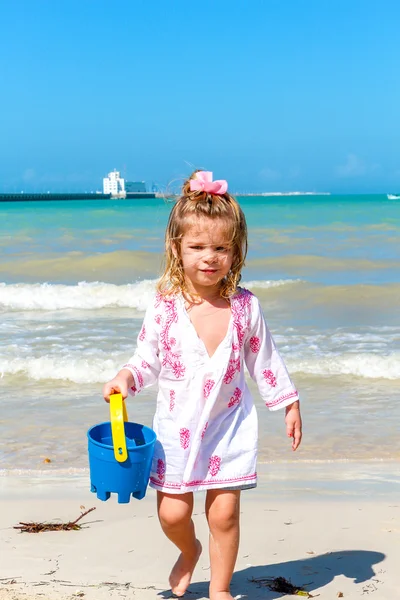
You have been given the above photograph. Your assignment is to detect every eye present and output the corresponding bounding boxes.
[190,245,203,250]
[216,246,227,252]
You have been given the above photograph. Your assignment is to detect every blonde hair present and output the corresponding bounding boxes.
[157,170,248,299]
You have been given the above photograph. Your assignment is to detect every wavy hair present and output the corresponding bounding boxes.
[157,170,248,299]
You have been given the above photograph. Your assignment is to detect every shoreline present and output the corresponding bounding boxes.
[2,460,399,501]
[1,472,398,599]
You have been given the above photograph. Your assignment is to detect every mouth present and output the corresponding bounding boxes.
[201,269,217,274]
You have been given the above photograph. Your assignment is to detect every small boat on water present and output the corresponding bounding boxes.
[387,194,400,200]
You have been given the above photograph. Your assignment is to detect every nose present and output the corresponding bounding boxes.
[204,248,217,264]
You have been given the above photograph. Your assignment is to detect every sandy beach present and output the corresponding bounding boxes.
[0,470,398,600]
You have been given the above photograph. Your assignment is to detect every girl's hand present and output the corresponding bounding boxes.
[102,369,134,402]
[285,401,302,451]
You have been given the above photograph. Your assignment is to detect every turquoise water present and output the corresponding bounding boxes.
[1,194,399,277]
[0,194,399,472]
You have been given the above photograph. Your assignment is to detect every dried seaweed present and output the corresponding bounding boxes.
[13,506,96,533]
[251,576,319,597]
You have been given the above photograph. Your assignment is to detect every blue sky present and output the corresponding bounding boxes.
[1,0,399,193]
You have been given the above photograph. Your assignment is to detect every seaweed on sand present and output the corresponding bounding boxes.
[250,575,319,597]
[13,506,96,533]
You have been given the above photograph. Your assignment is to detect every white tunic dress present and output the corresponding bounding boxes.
[123,288,299,494]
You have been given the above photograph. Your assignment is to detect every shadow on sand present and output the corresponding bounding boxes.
[159,549,386,599]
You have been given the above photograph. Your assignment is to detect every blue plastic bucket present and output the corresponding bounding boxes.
[87,396,156,503]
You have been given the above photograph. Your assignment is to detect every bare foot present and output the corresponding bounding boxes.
[210,592,235,600]
[169,539,202,597]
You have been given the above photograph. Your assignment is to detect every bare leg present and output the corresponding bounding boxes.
[205,489,241,600]
[157,491,202,597]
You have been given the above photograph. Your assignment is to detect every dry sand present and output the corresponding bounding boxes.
[0,475,398,600]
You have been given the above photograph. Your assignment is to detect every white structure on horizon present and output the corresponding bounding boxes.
[103,170,126,197]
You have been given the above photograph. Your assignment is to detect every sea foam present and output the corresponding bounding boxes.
[1,351,399,382]
[0,279,297,311]
[0,280,157,311]
[290,352,400,380]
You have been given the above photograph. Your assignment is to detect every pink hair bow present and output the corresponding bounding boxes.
[189,171,228,195]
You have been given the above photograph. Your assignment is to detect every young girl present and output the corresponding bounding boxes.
[103,170,302,600]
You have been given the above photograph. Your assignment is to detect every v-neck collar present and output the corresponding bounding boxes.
[179,294,233,360]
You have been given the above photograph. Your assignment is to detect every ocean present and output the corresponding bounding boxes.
[0,194,399,482]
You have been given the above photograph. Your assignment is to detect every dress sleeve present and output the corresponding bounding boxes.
[244,296,299,411]
[122,298,161,396]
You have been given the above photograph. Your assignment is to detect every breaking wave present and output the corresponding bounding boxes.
[0,279,298,311]
[1,351,399,383]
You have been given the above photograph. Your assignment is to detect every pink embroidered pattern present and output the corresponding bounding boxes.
[223,356,240,384]
[249,336,261,353]
[203,379,215,399]
[228,387,242,408]
[141,360,150,369]
[201,422,208,439]
[179,428,190,449]
[132,365,144,389]
[266,390,298,408]
[149,472,257,490]
[156,459,165,483]
[172,361,185,378]
[122,363,144,390]
[231,289,253,351]
[138,325,146,341]
[156,295,186,379]
[223,290,252,384]
[208,455,221,477]
[263,369,277,387]
[169,389,175,411]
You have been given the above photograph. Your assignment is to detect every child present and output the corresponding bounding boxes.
[103,170,302,600]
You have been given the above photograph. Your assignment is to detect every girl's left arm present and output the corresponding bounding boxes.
[244,296,300,412]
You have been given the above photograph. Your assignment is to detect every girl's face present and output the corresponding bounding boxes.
[177,217,234,295]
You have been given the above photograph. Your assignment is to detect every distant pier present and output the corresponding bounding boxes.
[0,192,156,202]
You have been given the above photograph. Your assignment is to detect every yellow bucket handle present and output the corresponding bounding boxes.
[109,393,129,463]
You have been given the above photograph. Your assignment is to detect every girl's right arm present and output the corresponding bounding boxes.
[103,297,162,403]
